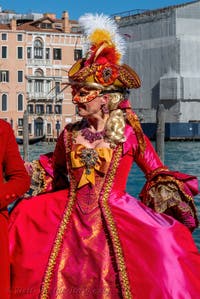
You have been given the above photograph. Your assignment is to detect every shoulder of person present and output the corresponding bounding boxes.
[64,120,83,132]
[0,119,12,134]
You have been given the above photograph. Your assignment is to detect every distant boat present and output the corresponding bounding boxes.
[16,135,45,145]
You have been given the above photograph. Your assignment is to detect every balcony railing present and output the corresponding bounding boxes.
[27,59,52,66]
[27,92,64,101]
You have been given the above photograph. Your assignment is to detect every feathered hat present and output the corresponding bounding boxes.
[68,13,141,90]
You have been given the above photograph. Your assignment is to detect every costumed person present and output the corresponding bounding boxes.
[9,13,200,299]
[0,120,30,299]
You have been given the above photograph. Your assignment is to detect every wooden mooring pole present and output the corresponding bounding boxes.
[23,110,29,161]
[156,104,165,163]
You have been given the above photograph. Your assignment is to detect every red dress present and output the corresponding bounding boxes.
[0,120,30,299]
[9,123,200,299]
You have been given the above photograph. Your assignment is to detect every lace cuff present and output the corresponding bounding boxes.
[140,168,199,231]
[24,153,54,197]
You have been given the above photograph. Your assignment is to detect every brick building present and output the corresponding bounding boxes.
[0,10,83,139]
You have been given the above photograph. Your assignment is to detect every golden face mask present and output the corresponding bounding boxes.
[72,87,102,104]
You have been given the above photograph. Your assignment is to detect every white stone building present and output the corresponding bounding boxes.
[115,0,200,123]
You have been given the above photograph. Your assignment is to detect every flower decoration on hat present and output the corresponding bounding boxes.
[68,13,141,90]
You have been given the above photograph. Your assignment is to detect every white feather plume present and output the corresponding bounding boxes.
[78,13,126,62]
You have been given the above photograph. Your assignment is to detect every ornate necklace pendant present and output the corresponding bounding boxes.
[80,148,99,174]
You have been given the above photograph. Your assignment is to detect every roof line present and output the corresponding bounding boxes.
[111,0,200,18]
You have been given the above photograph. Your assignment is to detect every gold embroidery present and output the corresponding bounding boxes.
[148,182,187,212]
[24,160,49,197]
[143,175,198,221]
[40,127,132,298]
[126,110,146,155]
[101,145,132,299]
[40,193,76,298]
[145,166,169,180]
[40,129,77,299]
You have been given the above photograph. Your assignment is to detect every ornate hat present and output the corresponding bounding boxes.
[68,13,141,90]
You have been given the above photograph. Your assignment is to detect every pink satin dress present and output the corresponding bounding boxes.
[9,124,200,299]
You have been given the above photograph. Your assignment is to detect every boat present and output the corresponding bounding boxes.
[16,135,45,145]
[141,122,200,141]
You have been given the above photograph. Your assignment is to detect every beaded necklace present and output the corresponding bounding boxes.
[81,127,106,143]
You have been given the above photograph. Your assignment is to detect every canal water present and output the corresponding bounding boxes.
[19,140,200,250]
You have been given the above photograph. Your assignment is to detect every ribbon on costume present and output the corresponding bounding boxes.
[71,145,113,188]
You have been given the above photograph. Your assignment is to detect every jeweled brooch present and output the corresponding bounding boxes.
[80,148,99,174]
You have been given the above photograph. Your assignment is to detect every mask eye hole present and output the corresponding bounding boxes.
[79,91,89,97]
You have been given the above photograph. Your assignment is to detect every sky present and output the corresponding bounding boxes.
[0,0,195,20]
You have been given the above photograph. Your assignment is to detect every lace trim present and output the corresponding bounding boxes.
[143,175,199,229]
[148,182,192,213]
[24,160,51,197]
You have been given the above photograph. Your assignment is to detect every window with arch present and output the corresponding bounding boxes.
[47,123,52,135]
[18,94,23,111]
[36,104,44,114]
[27,104,34,114]
[2,94,7,111]
[34,69,44,93]
[27,47,32,59]
[55,105,62,114]
[46,104,52,114]
[35,69,43,77]
[34,39,43,59]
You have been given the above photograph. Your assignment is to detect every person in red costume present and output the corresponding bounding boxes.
[9,14,200,299]
[0,120,30,299]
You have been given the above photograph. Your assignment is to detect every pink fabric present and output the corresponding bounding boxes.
[109,192,200,298]
[39,152,54,177]
[9,189,200,299]
[9,124,200,298]
[118,99,131,109]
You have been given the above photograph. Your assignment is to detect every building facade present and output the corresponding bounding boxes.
[1,1,200,140]
[0,11,83,139]
[115,0,200,123]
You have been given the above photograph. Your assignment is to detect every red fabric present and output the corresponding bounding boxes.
[0,120,30,299]
[8,123,200,298]
[109,192,200,298]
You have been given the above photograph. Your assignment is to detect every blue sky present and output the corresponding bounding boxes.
[0,0,195,20]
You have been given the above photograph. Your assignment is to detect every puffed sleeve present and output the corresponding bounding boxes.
[135,135,199,231]
[0,124,30,209]
[22,127,69,197]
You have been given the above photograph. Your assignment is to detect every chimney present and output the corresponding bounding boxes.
[10,18,16,31]
[62,11,70,33]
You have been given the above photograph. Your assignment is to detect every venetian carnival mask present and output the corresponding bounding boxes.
[72,86,102,103]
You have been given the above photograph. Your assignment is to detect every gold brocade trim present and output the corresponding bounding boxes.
[147,175,194,202]
[101,145,132,299]
[28,160,47,196]
[145,166,169,180]
[40,126,132,298]
[144,175,198,222]
[126,110,146,155]
[40,129,77,299]
[148,183,188,213]
[40,193,76,298]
